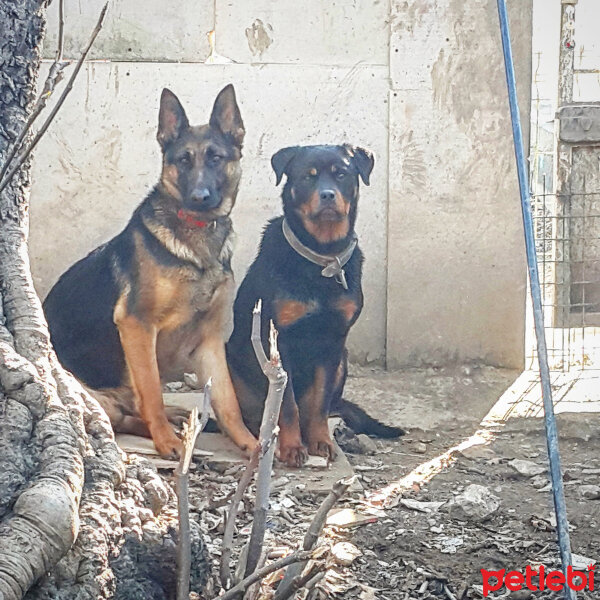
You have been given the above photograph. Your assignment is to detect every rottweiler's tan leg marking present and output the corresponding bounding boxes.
[298,366,336,460]
[115,310,182,457]
[278,381,308,467]
[279,408,307,467]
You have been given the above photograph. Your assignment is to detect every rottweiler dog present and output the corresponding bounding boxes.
[227,144,404,467]
[43,85,257,458]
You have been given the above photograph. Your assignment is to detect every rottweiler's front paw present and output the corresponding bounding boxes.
[279,442,309,468]
[308,438,337,462]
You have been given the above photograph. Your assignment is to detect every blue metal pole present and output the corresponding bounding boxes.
[496,2,576,598]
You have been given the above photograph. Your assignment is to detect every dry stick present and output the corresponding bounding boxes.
[217,551,313,600]
[273,561,327,600]
[273,475,357,599]
[55,0,65,62]
[0,0,69,184]
[250,298,268,366]
[0,2,108,194]
[176,380,212,600]
[242,549,268,600]
[220,444,261,589]
[244,312,288,578]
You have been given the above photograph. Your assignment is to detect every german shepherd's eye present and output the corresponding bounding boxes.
[209,154,224,166]
[178,152,193,168]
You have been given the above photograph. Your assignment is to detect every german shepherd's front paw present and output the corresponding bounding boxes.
[308,437,337,462]
[152,426,183,458]
[279,442,309,468]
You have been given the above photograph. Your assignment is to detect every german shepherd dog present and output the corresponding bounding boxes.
[43,85,257,458]
[227,144,404,467]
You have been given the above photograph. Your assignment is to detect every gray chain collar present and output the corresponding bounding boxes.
[281,218,357,289]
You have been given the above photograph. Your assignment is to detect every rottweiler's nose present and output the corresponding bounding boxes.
[319,189,336,204]
[191,187,211,203]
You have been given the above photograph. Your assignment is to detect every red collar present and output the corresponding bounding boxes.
[177,209,209,228]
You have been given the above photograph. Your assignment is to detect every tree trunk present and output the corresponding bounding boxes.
[0,3,208,598]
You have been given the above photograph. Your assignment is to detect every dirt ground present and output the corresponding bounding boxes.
[181,364,600,599]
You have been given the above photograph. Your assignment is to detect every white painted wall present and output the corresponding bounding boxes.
[29,0,531,368]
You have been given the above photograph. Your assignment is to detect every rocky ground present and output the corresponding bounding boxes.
[161,365,599,599]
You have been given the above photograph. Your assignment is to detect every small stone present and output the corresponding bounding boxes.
[165,381,183,392]
[459,445,496,461]
[508,459,545,478]
[413,442,427,454]
[446,484,500,522]
[356,434,378,455]
[580,484,600,500]
[509,591,533,600]
[332,542,361,566]
[531,475,548,489]
[183,372,201,389]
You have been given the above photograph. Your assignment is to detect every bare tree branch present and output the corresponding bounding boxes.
[274,475,356,599]
[273,561,327,600]
[244,311,287,577]
[176,380,211,600]
[0,2,108,195]
[217,551,313,600]
[250,299,268,366]
[220,444,260,589]
[55,0,65,62]
[242,549,268,600]
[0,0,69,185]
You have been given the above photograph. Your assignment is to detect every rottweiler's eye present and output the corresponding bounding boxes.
[336,171,347,180]
[178,152,192,167]
[305,169,318,180]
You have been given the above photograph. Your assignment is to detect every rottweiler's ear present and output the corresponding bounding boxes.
[157,88,189,149]
[210,84,245,147]
[344,144,375,185]
[271,146,300,186]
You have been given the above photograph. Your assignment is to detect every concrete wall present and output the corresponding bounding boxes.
[385,0,531,369]
[29,0,531,368]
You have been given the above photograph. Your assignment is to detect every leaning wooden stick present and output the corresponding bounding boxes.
[273,475,357,599]
[176,379,212,600]
[242,549,268,600]
[220,444,260,589]
[274,561,327,600]
[244,308,288,578]
[0,2,109,194]
[217,551,313,600]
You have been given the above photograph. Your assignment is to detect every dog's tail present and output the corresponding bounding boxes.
[335,398,405,438]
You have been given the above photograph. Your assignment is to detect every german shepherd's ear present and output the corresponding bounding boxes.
[157,88,189,149]
[343,144,374,185]
[210,84,245,147]
[271,146,300,186]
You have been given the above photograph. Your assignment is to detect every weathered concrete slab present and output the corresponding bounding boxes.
[163,392,207,413]
[119,393,356,491]
[214,0,389,65]
[30,61,389,363]
[385,0,532,368]
[116,419,356,494]
[42,0,213,62]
